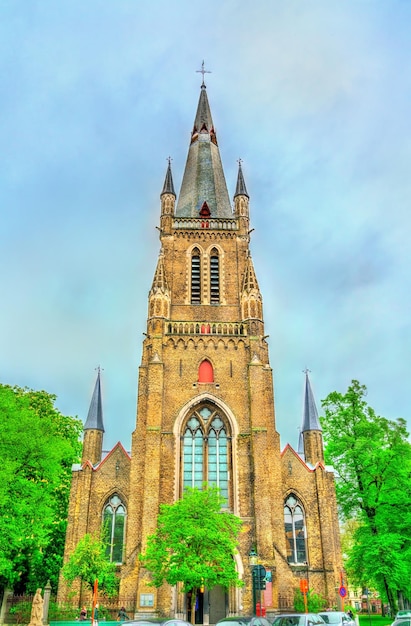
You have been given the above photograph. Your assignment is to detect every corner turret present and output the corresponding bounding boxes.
[234,159,250,236]
[160,158,176,235]
[241,254,263,336]
[148,250,170,335]
[300,371,324,465]
[82,369,105,465]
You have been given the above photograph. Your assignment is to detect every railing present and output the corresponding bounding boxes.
[166,321,247,336]
[173,217,238,230]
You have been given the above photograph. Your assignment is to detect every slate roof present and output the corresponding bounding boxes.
[301,372,322,432]
[84,370,105,432]
[175,84,232,219]
[234,160,249,198]
[161,159,176,197]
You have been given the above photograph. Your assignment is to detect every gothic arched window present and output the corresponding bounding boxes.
[182,404,231,505]
[284,494,307,563]
[210,248,220,304]
[103,494,126,563]
[191,248,201,304]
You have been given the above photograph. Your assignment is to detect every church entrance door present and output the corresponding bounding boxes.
[186,590,204,624]
[209,586,226,624]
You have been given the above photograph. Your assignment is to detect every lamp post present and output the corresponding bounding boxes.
[249,548,258,616]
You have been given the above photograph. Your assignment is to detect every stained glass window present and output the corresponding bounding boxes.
[182,405,230,506]
[103,494,126,563]
[284,494,307,563]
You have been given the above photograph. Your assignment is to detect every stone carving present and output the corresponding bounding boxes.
[28,589,43,626]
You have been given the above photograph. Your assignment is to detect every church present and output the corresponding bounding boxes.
[58,75,342,623]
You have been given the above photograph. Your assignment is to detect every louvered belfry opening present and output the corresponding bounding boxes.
[210,249,219,304]
[191,248,201,304]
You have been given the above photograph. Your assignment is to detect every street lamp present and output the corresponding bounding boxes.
[249,547,258,566]
[249,548,258,615]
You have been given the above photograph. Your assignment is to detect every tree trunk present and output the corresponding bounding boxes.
[384,577,396,613]
[190,588,197,625]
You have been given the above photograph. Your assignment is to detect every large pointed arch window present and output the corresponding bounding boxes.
[284,494,307,563]
[191,248,201,304]
[182,404,231,506]
[210,248,220,304]
[102,494,126,563]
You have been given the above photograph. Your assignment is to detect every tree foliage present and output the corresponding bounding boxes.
[140,486,243,621]
[294,588,326,612]
[0,384,82,592]
[62,533,119,598]
[321,380,411,610]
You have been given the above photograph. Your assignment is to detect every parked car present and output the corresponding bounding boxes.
[216,617,272,626]
[318,612,355,626]
[391,619,411,626]
[396,612,411,620]
[272,613,326,626]
[127,620,192,626]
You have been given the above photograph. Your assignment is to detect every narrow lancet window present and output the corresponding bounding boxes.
[284,494,307,563]
[208,417,228,502]
[102,494,126,563]
[183,417,203,489]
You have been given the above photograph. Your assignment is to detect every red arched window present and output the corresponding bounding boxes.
[198,360,214,383]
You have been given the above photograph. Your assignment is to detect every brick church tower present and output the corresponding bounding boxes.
[60,76,342,622]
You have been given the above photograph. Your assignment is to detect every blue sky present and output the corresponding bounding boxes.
[2,0,410,451]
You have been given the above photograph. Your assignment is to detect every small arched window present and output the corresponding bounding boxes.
[198,359,214,383]
[103,494,126,563]
[284,494,307,563]
[191,248,201,304]
[210,248,220,304]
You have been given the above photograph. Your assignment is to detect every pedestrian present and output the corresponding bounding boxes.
[80,607,87,621]
[117,607,129,621]
[93,603,99,626]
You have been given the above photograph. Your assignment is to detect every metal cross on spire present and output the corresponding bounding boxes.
[196,60,211,86]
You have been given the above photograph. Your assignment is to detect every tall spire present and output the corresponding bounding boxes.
[301,371,322,433]
[193,84,215,136]
[161,158,176,197]
[234,159,249,198]
[84,369,105,432]
[175,81,232,219]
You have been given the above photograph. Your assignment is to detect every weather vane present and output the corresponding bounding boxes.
[196,60,211,86]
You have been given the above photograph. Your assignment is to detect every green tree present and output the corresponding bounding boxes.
[294,588,326,612]
[140,485,243,624]
[321,380,411,610]
[62,534,119,599]
[0,384,82,592]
